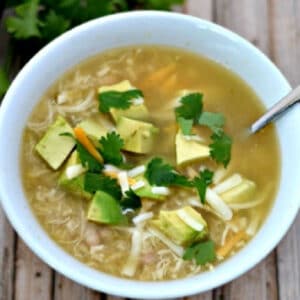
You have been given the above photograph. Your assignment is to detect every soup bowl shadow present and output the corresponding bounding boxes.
[0,11,299,299]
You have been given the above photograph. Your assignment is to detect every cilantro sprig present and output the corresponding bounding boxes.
[145,157,192,187]
[193,169,214,204]
[175,92,232,167]
[98,89,144,113]
[84,172,122,200]
[120,189,141,211]
[209,131,232,168]
[183,240,216,265]
[99,132,124,166]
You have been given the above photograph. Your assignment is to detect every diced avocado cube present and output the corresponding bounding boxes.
[175,131,210,165]
[220,179,256,204]
[58,151,91,199]
[151,206,208,246]
[98,80,149,122]
[78,118,108,147]
[35,115,75,170]
[116,117,158,154]
[87,191,127,225]
[133,175,165,201]
[110,105,149,123]
[98,80,134,93]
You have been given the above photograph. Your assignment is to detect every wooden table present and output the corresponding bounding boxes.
[0,1,299,299]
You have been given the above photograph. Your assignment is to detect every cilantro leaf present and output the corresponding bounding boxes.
[177,117,193,135]
[145,157,192,187]
[76,142,103,172]
[0,67,9,98]
[209,131,232,168]
[120,189,141,211]
[99,132,124,166]
[198,112,225,133]
[144,0,184,10]
[6,0,41,39]
[193,169,214,204]
[98,89,143,113]
[84,172,122,200]
[183,240,216,265]
[175,93,203,124]
[41,10,70,41]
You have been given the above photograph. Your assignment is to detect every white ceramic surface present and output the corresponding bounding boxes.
[0,11,299,299]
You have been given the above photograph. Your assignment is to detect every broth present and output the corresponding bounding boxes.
[21,46,280,280]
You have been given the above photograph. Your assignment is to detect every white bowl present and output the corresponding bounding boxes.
[0,11,299,299]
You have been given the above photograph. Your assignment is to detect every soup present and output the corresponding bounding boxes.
[21,46,280,281]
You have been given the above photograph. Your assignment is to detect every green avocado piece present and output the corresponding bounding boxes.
[110,104,149,123]
[116,117,158,154]
[78,117,108,147]
[133,175,165,201]
[87,191,127,225]
[220,179,256,204]
[35,115,75,170]
[58,151,91,199]
[98,80,149,122]
[175,131,210,165]
[151,206,208,246]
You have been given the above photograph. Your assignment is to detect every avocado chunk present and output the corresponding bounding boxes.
[133,175,165,201]
[58,151,91,199]
[220,178,256,204]
[78,118,108,147]
[175,131,210,165]
[151,206,208,246]
[98,80,149,122]
[87,191,127,225]
[116,117,158,154]
[35,115,75,170]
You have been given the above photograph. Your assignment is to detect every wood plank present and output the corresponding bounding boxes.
[184,0,213,20]
[53,274,101,300]
[269,1,300,299]
[213,1,278,299]
[216,252,278,300]
[0,209,15,300]
[14,240,53,300]
[214,0,270,54]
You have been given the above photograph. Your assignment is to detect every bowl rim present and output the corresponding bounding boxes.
[0,10,299,299]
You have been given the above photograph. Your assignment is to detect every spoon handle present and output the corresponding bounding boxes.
[250,85,300,133]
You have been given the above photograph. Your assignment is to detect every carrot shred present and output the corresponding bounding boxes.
[74,127,103,163]
[216,231,248,258]
[103,170,136,185]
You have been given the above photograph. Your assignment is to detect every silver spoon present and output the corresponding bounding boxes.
[250,85,300,133]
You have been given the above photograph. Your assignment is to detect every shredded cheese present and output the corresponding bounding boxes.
[213,174,242,194]
[148,227,184,257]
[176,210,204,231]
[121,229,143,277]
[118,171,130,195]
[132,97,144,105]
[66,164,86,179]
[133,212,154,225]
[127,165,146,177]
[131,180,145,191]
[206,188,233,221]
[151,186,170,195]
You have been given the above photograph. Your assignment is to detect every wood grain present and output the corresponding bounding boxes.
[269,2,300,298]
[14,240,53,300]
[53,274,101,300]
[184,0,213,20]
[0,210,15,300]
